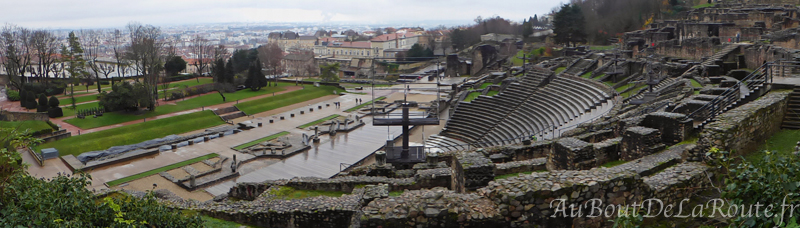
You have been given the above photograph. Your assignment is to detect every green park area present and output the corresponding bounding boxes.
[232,131,290,150]
[37,110,225,157]
[0,120,53,134]
[464,91,482,102]
[105,153,220,187]
[235,85,344,115]
[64,83,289,129]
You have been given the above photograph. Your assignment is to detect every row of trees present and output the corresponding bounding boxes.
[1,22,171,111]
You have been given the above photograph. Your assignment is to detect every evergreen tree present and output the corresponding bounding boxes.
[36,94,48,112]
[212,58,226,83]
[62,31,89,108]
[319,63,340,82]
[25,91,36,110]
[224,59,235,84]
[553,4,587,47]
[245,60,267,91]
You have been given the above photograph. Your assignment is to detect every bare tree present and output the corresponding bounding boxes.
[126,22,164,110]
[0,24,33,89]
[190,35,213,82]
[81,29,115,93]
[257,43,284,86]
[111,29,127,85]
[30,29,59,84]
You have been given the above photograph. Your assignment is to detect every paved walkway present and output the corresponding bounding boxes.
[80,92,384,191]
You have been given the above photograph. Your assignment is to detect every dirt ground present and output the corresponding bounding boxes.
[190,162,214,173]
[166,168,190,180]
[116,174,213,201]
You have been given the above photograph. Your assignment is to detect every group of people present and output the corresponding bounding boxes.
[333,98,364,109]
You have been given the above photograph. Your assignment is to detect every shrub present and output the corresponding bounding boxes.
[24,91,37,110]
[99,80,110,85]
[48,96,59,108]
[19,89,26,106]
[169,91,185,100]
[6,90,20,101]
[0,172,203,227]
[37,94,48,113]
[47,107,63,118]
[22,82,66,96]
[712,148,800,227]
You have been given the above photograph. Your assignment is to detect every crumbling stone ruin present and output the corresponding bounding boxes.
[133,2,800,227]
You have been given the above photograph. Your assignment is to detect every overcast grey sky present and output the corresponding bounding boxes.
[2,0,564,29]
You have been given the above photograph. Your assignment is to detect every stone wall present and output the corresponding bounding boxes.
[641,112,692,145]
[457,152,495,190]
[549,137,594,170]
[621,127,662,161]
[181,144,709,228]
[479,168,651,227]
[501,140,552,160]
[693,90,790,160]
[494,158,546,176]
[0,110,49,122]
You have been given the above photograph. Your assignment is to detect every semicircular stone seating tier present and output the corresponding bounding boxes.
[426,68,613,152]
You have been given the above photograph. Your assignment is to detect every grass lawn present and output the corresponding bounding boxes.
[303,78,321,82]
[344,96,386,112]
[464,91,482,102]
[600,160,627,168]
[61,102,103,117]
[693,3,715,8]
[232,131,290,150]
[342,83,392,88]
[389,191,403,197]
[593,73,606,80]
[201,216,251,228]
[621,85,647,98]
[37,110,225,157]
[690,79,702,88]
[615,83,635,93]
[0,120,53,134]
[555,67,566,74]
[167,77,214,88]
[270,186,346,199]
[182,210,252,228]
[236,85,344,115]
[487,90,499,96]
[512,50,528,66]
[64,84,289,129]
[749,129,800,164]
[581,72,593,78]
[105,153,219,187]
[479,82,496,89]
[298,115,341,129]
[58,94,99,106]
[589,45,615,51]
[57,90,93,98]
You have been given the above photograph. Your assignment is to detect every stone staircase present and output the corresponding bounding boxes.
[701,44,742,66]
[781,86,800,129]
[214,106,246,123]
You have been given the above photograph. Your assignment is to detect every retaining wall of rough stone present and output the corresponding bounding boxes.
[693,90,790,160]
[494,158,546,176]
[0,110,49,121]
